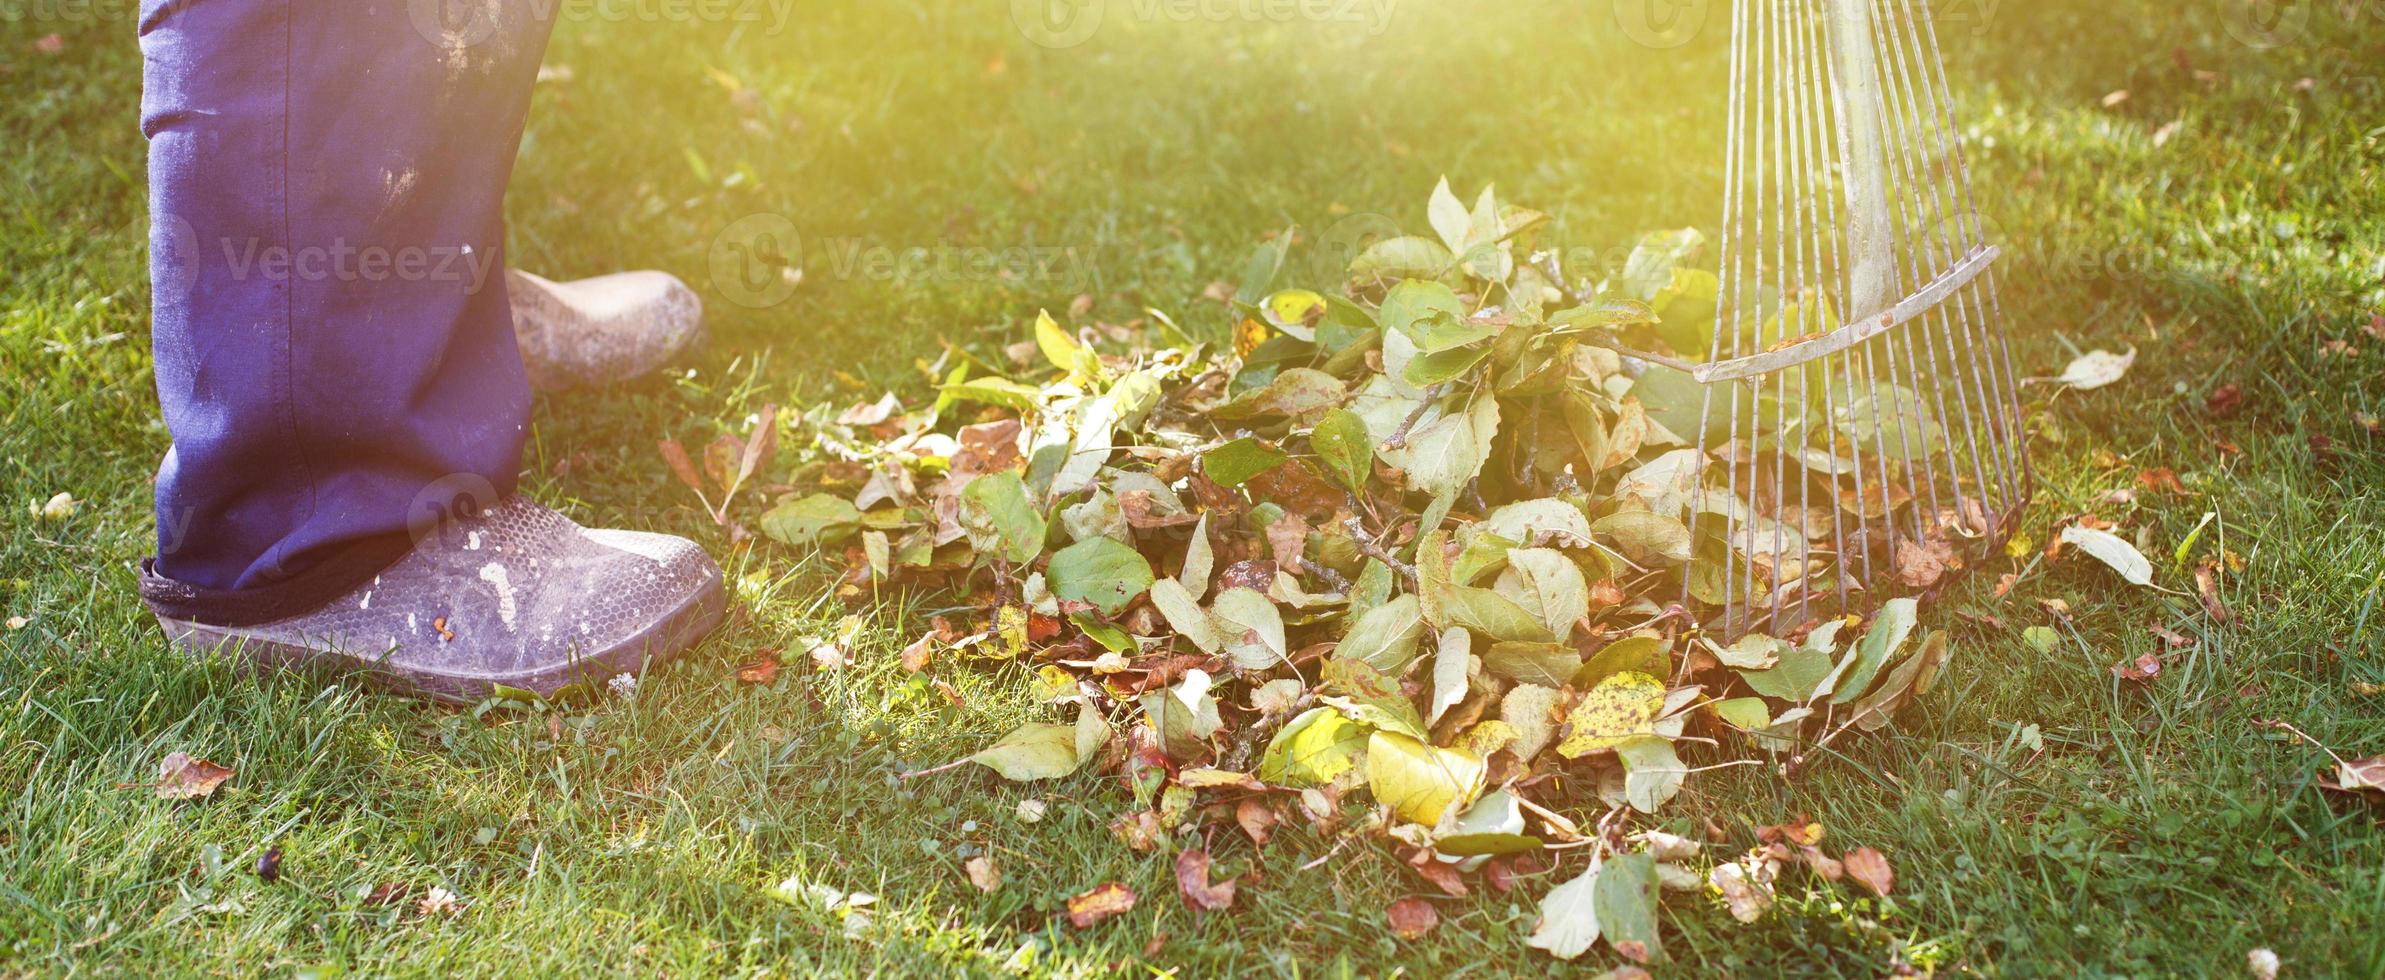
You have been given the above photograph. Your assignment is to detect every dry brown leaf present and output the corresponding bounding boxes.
[1066,882,1138,928]
[735,657,780,684]
[2135,468,2185,494]
[1386,896,1440,940]
[2206,383,2245,416]
[1234,798,1279,846]
[2194,560,2232,622]
[964,856,1002,893]
[155,751,235,800]
[1174,848,1237,912]
[2318,755,2385,800]
[1843,846,1893,897]
[2112,652,2163,682]
[900,634,935,673]
[1414,859,1469,897]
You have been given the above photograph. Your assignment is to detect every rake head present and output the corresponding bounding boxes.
[1680,0,2030,639]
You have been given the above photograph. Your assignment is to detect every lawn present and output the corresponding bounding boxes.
[4,0,2383,974]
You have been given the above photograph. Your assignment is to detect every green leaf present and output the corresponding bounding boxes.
[1336,594,1425,672]
[1349,236,1454,282]
[2059,525,2156,587]
[957,472,1047,565]
[1212,367,1347,424]
[1147,577,1225,653]
[1365,730,1485,825]
[1841,386,1945,461]
[969,704,1108,781]
[1046,537,1154,617]
[1525,854,1604,960]
[2022,624,2060,653]
[1258,707,1367,786]
[1402,342,1494,387]
[1396,393,1499,500]
[1449,531,1520,585]
[1071,613,1136,653]
[1737,643,1835,701]
[1378,280,1466,344]
[1575,635,1668,688]
[1615,736,1685,814]
[939,376,1044,412]
[1427,176,1472,253]
[1592,850,1662,961]
[1481,498,1595,548]
[1203,438,1288,487]
[1481,641,1582,687]
[1320,657,1428,740]
[1209,587,1288,670]
[1236,230,1292,303]
[1437,585,1554,644]
[1547,297,1658,335]
[1649,267,1721,353]
[1309,409,1375,492]
[1711,697,1772,732]
[1427,627,1472,726]
[1829,597,1920,705]
[1592,509,1693,565]
[1494,548,1591,641]
[758,493,863,548]
[1139,668,1222,758]
[1618,228,1705,301]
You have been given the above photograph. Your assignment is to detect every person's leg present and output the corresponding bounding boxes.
[137,0,725,700]
[142,0,549,604]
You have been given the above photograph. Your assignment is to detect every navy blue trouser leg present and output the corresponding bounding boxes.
[141,0,554,598]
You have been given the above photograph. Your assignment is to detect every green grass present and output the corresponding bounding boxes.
[5,0,2383,974]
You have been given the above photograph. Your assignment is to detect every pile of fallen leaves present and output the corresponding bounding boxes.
[748,181,1960,960]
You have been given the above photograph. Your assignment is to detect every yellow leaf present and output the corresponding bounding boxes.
[1364,731,1485,826]
[1233,317,1274,358]
[1033,309,1092,378]
[1555,671,1666,758]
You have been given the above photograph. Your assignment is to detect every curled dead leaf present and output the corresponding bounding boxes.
[1066,882,1138,928]
[1386,896,1440,940]
[1175,848,1238,911]
[735,657,780,684]
[155,751,235,800]
[964,856,1002,893]
[1843,846,1893,897]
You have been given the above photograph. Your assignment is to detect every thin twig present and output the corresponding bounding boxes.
[1379,384,1447,451]
[1344,516,1417,585]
